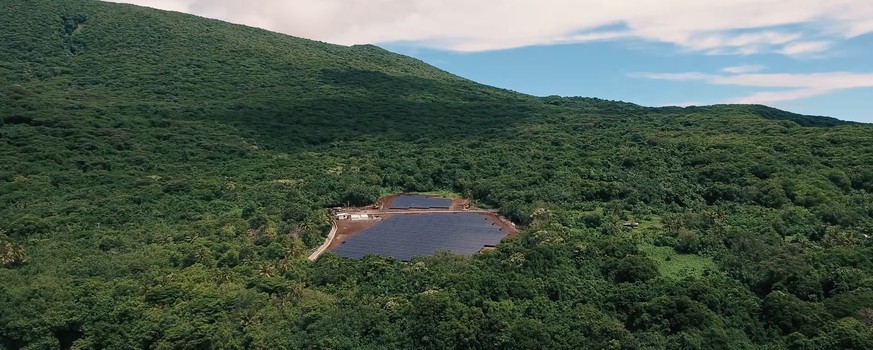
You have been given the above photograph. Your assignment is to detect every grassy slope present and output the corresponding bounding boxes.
[2,0,873,348]
[638,243,717,279]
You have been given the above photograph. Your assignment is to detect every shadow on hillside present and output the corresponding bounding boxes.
[176,68,542,152]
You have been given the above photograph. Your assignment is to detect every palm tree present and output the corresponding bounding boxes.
[258,263,276,277]
[0,232,28,267]
[214,269,232,285]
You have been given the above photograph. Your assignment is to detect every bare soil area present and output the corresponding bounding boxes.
[480,212,519,237]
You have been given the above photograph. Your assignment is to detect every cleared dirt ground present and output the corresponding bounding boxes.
[480,212,518,236]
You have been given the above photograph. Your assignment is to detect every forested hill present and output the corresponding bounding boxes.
[2,0,873,349]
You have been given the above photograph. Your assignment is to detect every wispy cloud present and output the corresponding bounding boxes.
[631,70,873,104]
[629,72,712,81]
[666,101,709,107]
[734,88,829,104]
[779,41,831,55]
[681,31,802,55]
[722,65,767,74]
[105,0,873,55]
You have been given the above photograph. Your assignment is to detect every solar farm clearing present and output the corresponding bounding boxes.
[322,194,518,261]
[388,194,452,209]
[333,213,507,260]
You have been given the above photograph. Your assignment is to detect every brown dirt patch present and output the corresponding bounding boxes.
[375,195,398,211]
[450,197,470,210]
[482,212,519,237]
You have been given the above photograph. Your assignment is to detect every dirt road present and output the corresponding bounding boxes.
[307,218,337,261]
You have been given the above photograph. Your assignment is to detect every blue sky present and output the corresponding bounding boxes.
[382,33,873,122]
[112,0,873,122]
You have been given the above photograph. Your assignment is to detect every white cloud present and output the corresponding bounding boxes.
[629,72,712,81]
[778,41,831,55]
[632,70,873,104]
[722,65,767,74]
[734,88,829,104]
[104,0,873,55]
[667,101,709,107]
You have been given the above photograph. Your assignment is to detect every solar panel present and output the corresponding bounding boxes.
[333,213,508,261]
[388,194,452,209]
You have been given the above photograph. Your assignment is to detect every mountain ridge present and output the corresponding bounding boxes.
[2,0,855,127]
[2,1,872,349]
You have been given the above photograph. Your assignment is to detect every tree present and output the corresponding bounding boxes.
[762,291,832,336]
[0,232,28,267]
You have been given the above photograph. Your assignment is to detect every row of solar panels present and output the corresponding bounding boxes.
[388,194,452,209]
[372,218,503,230]
[333,213,507,261]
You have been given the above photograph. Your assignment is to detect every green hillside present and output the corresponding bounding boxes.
[2,0,872,349]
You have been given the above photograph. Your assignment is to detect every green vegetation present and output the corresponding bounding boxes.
[2,0,873,349]
[637,243,717,279]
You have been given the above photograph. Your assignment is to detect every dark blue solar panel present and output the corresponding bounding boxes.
[389,194,452,209]
[333,213,507,261]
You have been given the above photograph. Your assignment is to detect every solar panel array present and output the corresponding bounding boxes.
[333,213,507,261]
[389,194,452,209]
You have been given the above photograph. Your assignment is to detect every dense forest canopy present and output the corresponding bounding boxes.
[1,0,872,349]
